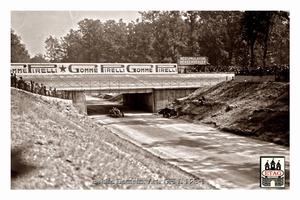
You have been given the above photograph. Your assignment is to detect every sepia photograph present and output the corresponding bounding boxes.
[4,0,299,198]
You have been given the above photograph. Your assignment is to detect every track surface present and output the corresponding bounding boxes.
[87,97,290,190]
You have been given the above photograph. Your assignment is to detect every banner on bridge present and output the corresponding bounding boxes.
[11,63,178,75]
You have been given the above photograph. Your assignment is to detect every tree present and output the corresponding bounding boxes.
[258,11,277,67]
[196,11,224,66]
[241,11,262,68]
[60,29,84,62]
[265,12,289,67]
[102,19,128,62]
[217,11,244,67]
[126,18,155,62]
[241,11,289,68]
[77,18,105,62]
[182,11,202,56]
[30,53,48,63]
[11,29,30,63]
[138,11,188,62]
[44,36,64,62]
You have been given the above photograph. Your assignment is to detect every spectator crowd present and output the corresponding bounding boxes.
[11,73,57,97]
[233,64,289,82]
[184,64,289,82]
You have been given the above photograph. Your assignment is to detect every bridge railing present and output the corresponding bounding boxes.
[46,78,223,91]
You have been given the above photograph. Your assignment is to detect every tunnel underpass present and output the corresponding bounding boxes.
[84,87,198,116]
[86,94,152,116]
[123,93,153,112]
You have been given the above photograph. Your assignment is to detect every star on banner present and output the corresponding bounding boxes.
[59,65,66,72]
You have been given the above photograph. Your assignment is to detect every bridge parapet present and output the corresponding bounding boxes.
[17,73,234,91]
[51,78,225,91]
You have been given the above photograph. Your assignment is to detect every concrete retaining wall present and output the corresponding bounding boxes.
[153,88,197,112]
[63,90,87,114]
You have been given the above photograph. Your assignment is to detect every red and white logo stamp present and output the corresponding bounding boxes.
[260,156,285,188]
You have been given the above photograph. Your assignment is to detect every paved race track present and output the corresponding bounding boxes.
[87,96,290,190]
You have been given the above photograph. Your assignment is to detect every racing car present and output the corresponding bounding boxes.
[157,107,177,118]
[109,107,125,117]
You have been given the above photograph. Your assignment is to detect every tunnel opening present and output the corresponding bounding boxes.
[123,93,153,113]
[86,93,152,116]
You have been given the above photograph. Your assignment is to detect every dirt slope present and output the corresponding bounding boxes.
[174,81,289,146]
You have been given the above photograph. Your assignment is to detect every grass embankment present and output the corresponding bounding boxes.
[174,81,289,146]
[11,88,213,190]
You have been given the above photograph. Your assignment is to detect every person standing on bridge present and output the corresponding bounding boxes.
[11,73,15,87]
[13,73,17,87]
[53,88,57,97]
[43,85,47,96]
[17,77,24,90]
[30,80,35,93]
[39,84,44,95]
[34,83,40,94]
[48,87,52,97]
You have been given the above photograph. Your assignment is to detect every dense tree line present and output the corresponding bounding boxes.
[11,11,289,71]
[11,29,31,63]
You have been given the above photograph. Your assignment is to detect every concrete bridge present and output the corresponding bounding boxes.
[21,73,235,114]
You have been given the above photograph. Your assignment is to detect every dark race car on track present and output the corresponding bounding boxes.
[109,107,124,118]
[157,107,177,118]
